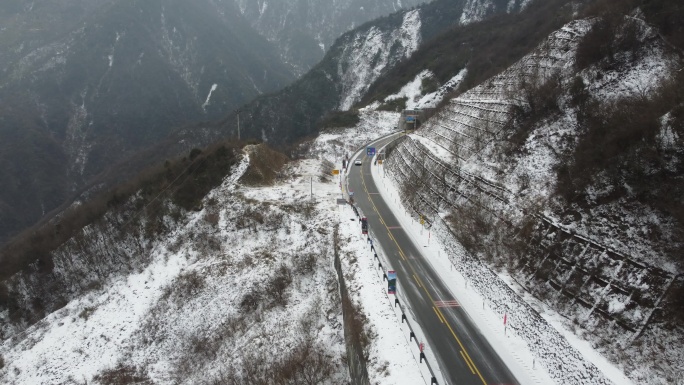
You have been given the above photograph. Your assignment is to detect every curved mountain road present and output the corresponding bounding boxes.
[346,133,518,385]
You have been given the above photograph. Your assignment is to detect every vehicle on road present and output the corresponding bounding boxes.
[354,159,362,166]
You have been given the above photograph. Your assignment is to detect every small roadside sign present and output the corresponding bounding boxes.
[387,271,397,294]
[337,198,347,205]
[378,160,383,165]
[332,169,340,175]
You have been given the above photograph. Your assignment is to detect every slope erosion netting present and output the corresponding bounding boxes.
[388,136,676,338]
[415,19,587,161]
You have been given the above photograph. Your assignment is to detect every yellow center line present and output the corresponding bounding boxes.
[439,308,487,384]
[464,348,479,376]
[435,307,447,324]
[359,145,488,385]
[460,351,476,374]
[413,274,422,288]
[433,306,444,324]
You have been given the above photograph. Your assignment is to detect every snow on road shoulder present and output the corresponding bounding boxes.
[336,202,429,385]
[309,115,432,384]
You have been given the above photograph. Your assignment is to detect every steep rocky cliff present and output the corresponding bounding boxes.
[233,0,428,76]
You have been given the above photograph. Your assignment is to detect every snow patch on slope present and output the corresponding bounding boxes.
[337,9,422,110]
[416,69,467,108]
[2,252,189,383]
[201,83,218,111]
[460,0,530,25]
[385,69,432,106]
[460,0,495,25]
[386,68,468,109]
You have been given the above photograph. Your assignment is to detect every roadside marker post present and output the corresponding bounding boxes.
[504,312,508,336]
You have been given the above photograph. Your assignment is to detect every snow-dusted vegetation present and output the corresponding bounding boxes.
[1,1,682,385]
[0,154,351,384]
[0,109,431,384]
[383,13,684,385]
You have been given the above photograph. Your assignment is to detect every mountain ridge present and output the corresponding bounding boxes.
[0,0,294,244]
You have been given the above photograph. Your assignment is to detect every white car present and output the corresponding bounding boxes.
[354,159,362,166]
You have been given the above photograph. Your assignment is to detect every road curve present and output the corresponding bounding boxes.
[346,133,519,385]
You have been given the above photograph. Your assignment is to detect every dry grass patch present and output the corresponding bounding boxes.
[240,144,289,186]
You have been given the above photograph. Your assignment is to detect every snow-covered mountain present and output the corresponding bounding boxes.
[233,0,428,76]
[335,9,422,110]
[164,0,525,151]
[0,111,411,384]
[4,0,682,384]
[0,0,520,247]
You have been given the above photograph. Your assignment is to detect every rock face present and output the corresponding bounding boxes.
[233,0,429,76]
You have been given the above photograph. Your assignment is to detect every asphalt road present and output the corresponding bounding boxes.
[346,133,519,385]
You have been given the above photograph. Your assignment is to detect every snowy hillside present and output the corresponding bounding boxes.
[0,110,438,384]
[336,10,422,110]
[382,14,683,385]
[233,0,427,76]
[333,0,528,110]
[459,0,531,24]
[2,2,682,385]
